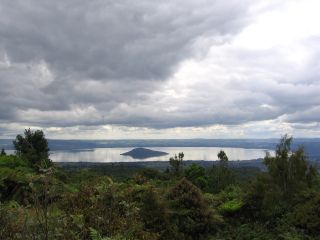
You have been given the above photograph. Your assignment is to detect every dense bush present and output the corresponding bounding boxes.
[167,178,217,239]
[0,133,319,239]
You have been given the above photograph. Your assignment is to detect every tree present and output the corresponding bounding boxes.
[0,148,6,156]
[169,152,184,176]
[243,135,318,221]
[264,134,317,196]
[13,129,51,168]
[217,150,228,168]
[208,150,233,193]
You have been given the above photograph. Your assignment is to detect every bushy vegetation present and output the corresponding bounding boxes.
[0,130,319,239]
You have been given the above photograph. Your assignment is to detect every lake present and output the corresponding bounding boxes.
[3,138,319,161]
[50,147,271,162]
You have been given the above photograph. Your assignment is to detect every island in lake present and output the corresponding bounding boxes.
[121,147,169,159]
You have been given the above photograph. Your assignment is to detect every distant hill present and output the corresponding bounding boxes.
[121,147,168,159]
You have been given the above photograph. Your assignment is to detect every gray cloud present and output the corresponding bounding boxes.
[0,0,250,81]
[0,0,252,125]
[0,0,319,138]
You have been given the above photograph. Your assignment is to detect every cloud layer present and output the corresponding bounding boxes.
[0,0,319,138]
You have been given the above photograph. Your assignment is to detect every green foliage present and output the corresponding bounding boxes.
[0,201,26,239]
[133,168,169,185]
[241,135,320,239]
[220,199,243,213]
[13,128,51,168]
[264,134,317,196]
[184,163,208,189]
[0,133,319,239]
[287,190,320,234]
[0,165,35,204]
[207,151,234,193]
[89,227,112,240]
[130,186,175,239]
[0,154,29,168]
[218,185,244,215]
[167,178,216,239]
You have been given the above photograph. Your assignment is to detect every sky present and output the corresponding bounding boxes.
[0,0,320,139]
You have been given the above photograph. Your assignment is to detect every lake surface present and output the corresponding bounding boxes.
[50,147,271,162]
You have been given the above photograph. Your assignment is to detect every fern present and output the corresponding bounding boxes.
[89,228,126,240]
[89,227,102,240]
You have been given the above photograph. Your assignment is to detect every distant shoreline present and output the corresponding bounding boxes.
[56,159,267,170]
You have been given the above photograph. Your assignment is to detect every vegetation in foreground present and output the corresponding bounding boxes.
[0,129,319,239]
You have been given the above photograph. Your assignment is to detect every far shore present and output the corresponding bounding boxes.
[56,159,266,170]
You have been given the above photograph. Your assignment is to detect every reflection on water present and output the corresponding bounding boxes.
[51,147,271,162]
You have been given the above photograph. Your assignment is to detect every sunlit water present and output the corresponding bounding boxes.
[50,147,271,162]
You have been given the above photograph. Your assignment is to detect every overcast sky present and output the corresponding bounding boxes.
[0,0,320,139]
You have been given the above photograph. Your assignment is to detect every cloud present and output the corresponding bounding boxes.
[0,0,319,138]
[0,0,250,80]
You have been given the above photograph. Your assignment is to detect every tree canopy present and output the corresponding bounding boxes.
[264,134,317,195]
[13,129,51,168]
